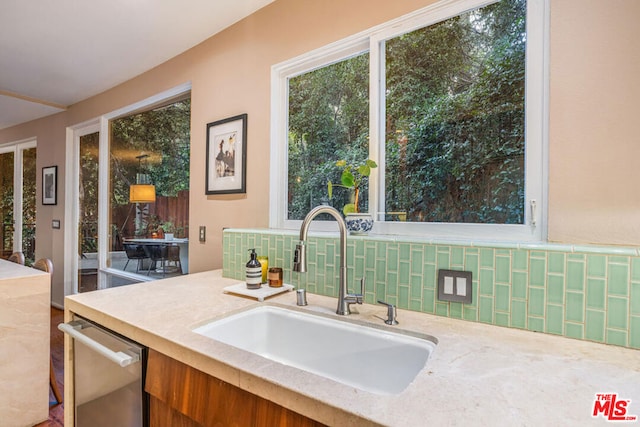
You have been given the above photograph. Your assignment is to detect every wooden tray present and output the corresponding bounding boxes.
[223,282,294,302]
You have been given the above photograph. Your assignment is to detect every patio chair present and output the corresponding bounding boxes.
[123,243,148,273]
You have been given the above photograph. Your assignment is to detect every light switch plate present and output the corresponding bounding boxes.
[437,269,472,304]
[199,226,206,242]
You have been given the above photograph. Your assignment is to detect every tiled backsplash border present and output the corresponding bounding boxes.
[222,229,640,350]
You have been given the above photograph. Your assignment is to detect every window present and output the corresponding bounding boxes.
[271,0,547,241]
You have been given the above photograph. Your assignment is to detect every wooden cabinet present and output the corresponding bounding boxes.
[145,349,326,427]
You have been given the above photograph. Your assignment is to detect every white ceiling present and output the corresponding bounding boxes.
[0,0,274,130]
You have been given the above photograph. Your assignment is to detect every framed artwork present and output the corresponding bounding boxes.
[42,166,57,205]
[206,113,247,194]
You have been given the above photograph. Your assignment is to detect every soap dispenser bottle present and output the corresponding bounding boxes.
[245,249,262,289]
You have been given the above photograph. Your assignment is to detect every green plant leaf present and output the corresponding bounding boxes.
[341,170,355,188]
[366,159,378,169]
[357,164,371,176]
[343,203,356,215]
[327,180,333,199]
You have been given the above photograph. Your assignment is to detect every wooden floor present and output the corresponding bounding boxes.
[33,307,65,427]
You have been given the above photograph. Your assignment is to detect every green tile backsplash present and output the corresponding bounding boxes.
[222,229,640,350]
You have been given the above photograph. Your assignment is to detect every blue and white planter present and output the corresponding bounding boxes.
[345,213,374,235]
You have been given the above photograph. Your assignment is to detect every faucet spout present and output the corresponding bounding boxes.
[292,205,359,315]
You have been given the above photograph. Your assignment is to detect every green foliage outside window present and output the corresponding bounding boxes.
[287,0,526,225]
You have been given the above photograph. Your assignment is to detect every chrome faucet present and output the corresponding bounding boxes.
[293,205,363,315]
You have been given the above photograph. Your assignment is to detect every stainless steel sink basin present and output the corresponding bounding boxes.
[193,305,437,395]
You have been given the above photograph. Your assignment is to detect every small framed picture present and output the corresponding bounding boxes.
[205,114,247,194]
[42,166,57,205]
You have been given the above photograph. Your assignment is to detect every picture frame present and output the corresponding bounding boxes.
[42,166,57,205]
[205,113,247,194]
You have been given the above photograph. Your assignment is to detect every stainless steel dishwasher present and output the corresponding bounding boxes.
[59,316,148,427]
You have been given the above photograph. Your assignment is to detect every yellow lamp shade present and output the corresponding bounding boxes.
[129,184,156,203]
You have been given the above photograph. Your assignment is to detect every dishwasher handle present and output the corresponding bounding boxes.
[58,322,140,368]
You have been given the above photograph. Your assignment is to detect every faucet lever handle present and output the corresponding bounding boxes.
[377,300,399,325]
[356,277,365,304]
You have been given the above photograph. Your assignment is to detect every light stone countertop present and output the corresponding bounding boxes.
[64,270,640,426]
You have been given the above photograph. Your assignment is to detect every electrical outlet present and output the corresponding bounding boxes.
[437,269,472,304]
[199,226,206,242]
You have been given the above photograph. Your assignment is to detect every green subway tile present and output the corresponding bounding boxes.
[587,255,606,278]
[585,310,605,342]
[565,323,584,340]
[410,300,422,312]
[607,297,628,329]
[565,292,584,323]
[399,243,410,261]
[566,260,585,292]
[495,312,509,327]
[410,276,423,300]
[495,284,510,312]
[437,249,450,270]
[529,258,546,287]
[586,279,606,310]
[510,300,526,328]
[375,259,387,280]
[632,283,640,316]
[528,287,545,317]
[387,247,399,272]
[547,275,565,305]
[632,258,640,282]
[354,239,365,257]
[424,264,436,288]
[399,262,410,285]
[365,246,376,269]
[606,329,627,347]
[512,271,527,299]
[548,253,565,274]
[354,257,365,279]
[496,249,510,256]
[479,269,494,296]
[451,247,464,267]
[424,246,436,263]
[496,256,510,284]
[546,304,563,335]
[528,317,544,332]
[567,253,585,262]
[608,263,629,296]
[450,302,463,319]
[479,296,494,324]
[375,282,386,301]
[411,249,423,275]
[465,253,479,277]
[480,248,494,268]
[610,256,629,264]
[398,285,409,308]
[630,316,640,349]
[435,302,449,316]
[386,272,398,296]
[422,289,435,313]
[376,242,387,259]
[463,307,478,321]
[512,250,528,271]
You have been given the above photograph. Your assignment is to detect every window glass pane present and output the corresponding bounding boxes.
[0,152,14,257]
[79,132,99,292]
[287,53,369,220]
[109,98,190,277]
[21,147,37,264]
[384,0,526,224]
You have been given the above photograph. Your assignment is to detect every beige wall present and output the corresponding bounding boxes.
[1,0,638,304]
[548,0,640,245]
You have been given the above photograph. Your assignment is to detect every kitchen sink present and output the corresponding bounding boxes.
[193,305,437,395]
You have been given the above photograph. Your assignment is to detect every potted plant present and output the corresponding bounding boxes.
[327,159,377,234]
[160,221,176,240]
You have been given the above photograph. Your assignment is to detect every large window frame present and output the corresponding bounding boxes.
[271,0,548,242]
